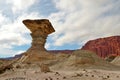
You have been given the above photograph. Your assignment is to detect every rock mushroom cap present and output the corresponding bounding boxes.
[23,19,55,34]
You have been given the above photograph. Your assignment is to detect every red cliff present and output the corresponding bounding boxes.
[81,36,120,58]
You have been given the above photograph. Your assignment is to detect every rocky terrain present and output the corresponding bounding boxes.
[0,49,120,80]
[82,36,120,58]
[3,50,74,60]
[49,50,74,54]
[0,68,120,80]
[111,56,120,66]
[0,19,120,80]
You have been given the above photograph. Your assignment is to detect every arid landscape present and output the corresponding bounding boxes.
[0,19,120,80]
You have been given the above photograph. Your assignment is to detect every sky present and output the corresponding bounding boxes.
[0,0,120,58]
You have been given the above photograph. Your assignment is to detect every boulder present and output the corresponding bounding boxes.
[39,63,51,73]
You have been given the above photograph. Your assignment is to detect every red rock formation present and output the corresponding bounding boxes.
[81,36,120,58]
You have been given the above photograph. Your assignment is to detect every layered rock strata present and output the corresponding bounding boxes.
[82,36,120,58]
[23,19,55,51]
[19,19,55,63]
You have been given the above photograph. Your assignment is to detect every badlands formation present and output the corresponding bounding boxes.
[0,19,120,80]
[82,36,120,58]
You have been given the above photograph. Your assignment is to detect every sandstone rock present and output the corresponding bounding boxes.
[39,63,51,73]
[111,56,120,66]
[81,36,120,58]
[10,50,74,60]
[51,50,117,70]
[71,50,95,65]
[49,50,74,54]
[0,61,14,74]
[23,19,55,51]
[18,19,55,63]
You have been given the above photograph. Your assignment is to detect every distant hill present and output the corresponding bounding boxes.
[51,50,120,70]
[1,50,74,60]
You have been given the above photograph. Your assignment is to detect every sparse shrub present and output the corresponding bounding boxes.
[16,65,21,69]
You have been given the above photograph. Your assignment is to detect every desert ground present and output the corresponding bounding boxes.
[0,50,120,80]
[0,68,120,80]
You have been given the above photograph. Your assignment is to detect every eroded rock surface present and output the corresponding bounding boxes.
[18,19,55,63]
[23,19,55,51]
[82,36,120,58]
[111,56,120,66]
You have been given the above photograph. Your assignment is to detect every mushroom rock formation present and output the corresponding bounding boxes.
[19,19,55,63]
[23,19,55,51]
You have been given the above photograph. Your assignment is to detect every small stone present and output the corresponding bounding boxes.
[48,77,53,80]
[107,75,109,78]
[116,76,119,78]
[45,78,48,80]
[55,72,60,75]
[63,76,66,79]
[76,73,83,77]
[91,75,94,77]
[40,63,51,73]
[85,74,88,77]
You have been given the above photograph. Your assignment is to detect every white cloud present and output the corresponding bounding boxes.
[50,0,120,46]
[53,0,80,12]
[0,12,44,57]
[0,0,120,57]
[0,12,10,26]
[6,0,37,13]
[0,13,5,25]
[0,48,24,58]
[0,0,46,57]
[45,43,50,49]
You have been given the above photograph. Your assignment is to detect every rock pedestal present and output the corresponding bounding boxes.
[23,19,55,52]
[20,19,55,63]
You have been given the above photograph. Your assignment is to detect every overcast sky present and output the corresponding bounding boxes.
[0,0,120,58]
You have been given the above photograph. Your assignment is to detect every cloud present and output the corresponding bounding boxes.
[0,12,42,48]
[0,0,47,57]
[0,11,44,57]
[0,48,24,58]
[0,0,120,57]
[49,0,120,47]
[6,0,37,13]
[0,12,10,26]
[45,43,50,49]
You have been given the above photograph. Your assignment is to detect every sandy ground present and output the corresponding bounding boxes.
[0,68,120,80]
